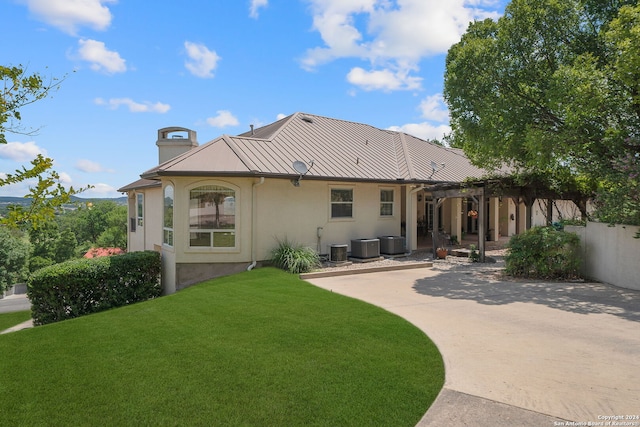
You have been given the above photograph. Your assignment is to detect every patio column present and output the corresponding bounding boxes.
[432,197,441,258]
[449,198,462,244]
[478,190,486,262]
[489,197,500,241]
[406,186,419,251]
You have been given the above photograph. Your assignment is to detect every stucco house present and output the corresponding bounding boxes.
[119,112,581,294]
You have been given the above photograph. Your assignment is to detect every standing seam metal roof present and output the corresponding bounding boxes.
[140,112,491,183]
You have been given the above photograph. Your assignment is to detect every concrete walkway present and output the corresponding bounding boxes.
[306,262,640,426]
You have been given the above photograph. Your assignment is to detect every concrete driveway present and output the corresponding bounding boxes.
[306,262,640,426]
[0,294,31,314]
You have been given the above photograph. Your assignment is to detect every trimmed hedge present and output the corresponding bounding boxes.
[505,226,581,280]
[28,251,161,325]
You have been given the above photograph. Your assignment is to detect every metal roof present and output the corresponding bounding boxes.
[117,178,160,192]
[137,112,494,185]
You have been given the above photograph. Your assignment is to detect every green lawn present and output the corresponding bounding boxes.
[0,310,31,331]
[0,268,444,426]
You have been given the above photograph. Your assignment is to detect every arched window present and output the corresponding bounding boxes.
[163,185,174,246]
[189,185,236,248]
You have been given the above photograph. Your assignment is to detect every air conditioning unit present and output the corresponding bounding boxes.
[330,244,348,262]
[350,238,380,259]
[378,236,406,255]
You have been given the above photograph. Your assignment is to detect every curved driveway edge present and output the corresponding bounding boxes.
[305,263,640,425]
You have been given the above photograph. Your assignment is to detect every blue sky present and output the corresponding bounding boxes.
[1,0,507,198]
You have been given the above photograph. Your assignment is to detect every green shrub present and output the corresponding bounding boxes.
[28,251,161,325]
[560,218,586,227]
[28,256,54,272]
[468,244,480,262]
[270,239,320,274]
[505,226,581,279]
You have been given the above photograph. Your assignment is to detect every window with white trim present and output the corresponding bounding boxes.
[380,189,394,216]
[163,185,174,246]
[189,185,236,248]
[136,193,144,226]
[331,188,353,218]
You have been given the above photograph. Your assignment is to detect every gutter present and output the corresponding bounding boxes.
[247,177,265,270]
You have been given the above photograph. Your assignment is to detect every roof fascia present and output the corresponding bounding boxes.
[146,171,453,187]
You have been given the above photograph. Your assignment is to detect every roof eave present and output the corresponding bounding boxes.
[145,170,463,186]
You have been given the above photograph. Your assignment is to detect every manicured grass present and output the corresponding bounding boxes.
[0,268,444,426]
[0,310,31,331]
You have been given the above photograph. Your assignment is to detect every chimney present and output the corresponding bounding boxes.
[156,127,198,164]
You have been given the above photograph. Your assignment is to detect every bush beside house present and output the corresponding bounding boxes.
[505,226,581,280]
[28,251,161,325]
[270,239,320,274]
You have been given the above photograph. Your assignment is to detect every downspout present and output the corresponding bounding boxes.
[247,177,265,271]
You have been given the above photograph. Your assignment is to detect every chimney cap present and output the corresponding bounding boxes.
[158,126,197,141]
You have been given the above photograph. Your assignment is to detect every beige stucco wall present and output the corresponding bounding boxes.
[499,198,515,237]
[531,199,583,226]
[127,187,162,253]
[148,176,402,292]
[254,179,402,258]
[567,222,640,291]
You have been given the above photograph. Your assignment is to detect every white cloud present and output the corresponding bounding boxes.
[58,171,73,184]
[0,170,74,197]
[346,67,421,91]
[25,0,116,35]
[387,122,451,142]
[76,159,113,173]
[419,93,450,122]
[276,113,287,120]
[300,0,374,71]
[184,41,220,78]
[77,39,126,74]
[301,0,502,91]
[0,141,47,161]
[206,110,239,128]
[386,92,452,141]
[94,97,170,113]
[0,178,33,197]
[83,182,116,196]
[249,0,268,18]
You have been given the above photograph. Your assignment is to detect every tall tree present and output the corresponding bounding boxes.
[0,64,87,230]
[0,227,30,292]
[96,204,127,249]
[444,0,640,224]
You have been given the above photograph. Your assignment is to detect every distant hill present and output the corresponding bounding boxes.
[0,195,127,209]
[70,195,128,205]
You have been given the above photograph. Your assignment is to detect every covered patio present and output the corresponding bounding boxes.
[405,178,589,262]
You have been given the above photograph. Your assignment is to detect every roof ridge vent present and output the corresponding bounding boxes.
[301,115,314,124]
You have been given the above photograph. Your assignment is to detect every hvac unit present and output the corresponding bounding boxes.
[329,244,348,263]
[378,236,406,255]
[350,238,380,259]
